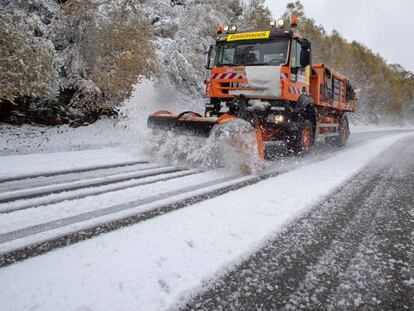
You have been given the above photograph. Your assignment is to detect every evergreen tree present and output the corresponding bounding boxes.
[242,0,272,29]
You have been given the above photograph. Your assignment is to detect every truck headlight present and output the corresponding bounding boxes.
[277,19,285,28]
[267,114,285,123]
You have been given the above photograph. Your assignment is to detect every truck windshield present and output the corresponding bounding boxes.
[214,39,289,67]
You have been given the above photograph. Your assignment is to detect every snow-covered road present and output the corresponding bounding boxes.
[185,134,414,310]
[0,130,413,310]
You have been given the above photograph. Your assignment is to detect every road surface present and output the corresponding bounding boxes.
[0,130,413,310]
[183,134,414,310]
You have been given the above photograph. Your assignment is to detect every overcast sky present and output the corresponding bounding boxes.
[265,0,414,72]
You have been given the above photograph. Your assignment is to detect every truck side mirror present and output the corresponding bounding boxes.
[301,40,311,49]
[205,45,213,69]
[300,49,310,67]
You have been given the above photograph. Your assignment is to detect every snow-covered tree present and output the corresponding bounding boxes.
[241,0,271,29]
[0,10,57,102]
[1,0,157,126]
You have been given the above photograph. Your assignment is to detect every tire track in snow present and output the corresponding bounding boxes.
[0,175,243,244]
[0,164,297,268]
[0,160,149,184]
[0,175,247,267]
[0,162,161,193]
[0,170,198,213]
[0,167,190,213]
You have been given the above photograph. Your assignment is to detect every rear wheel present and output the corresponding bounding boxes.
[287,120,314,155]
[326,115,349,147]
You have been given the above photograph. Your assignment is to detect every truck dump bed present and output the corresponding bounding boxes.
[310,64,356,112]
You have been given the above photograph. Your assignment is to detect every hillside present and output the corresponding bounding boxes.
[0,0,413,127]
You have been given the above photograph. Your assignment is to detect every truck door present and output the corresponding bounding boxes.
[290,39,310,97]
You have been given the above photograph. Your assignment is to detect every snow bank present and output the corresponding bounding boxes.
[0,79,202,156]
[0,132,412,311]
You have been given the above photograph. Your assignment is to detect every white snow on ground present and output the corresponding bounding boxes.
[0,148,148,181]
[0,172,253,255]
[0,132,412,311]
[0,170,237,235]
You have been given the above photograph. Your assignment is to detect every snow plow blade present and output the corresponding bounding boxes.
[147,110,265,165]
[147,111,220,137]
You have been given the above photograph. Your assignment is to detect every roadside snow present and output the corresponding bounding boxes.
[0,80,201,156]
[0,133,412,311]
[351,124,414,133]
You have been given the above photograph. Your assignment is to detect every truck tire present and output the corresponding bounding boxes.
[326,115,349,147]
[287,119,314,155]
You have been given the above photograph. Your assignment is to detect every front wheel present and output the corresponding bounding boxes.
[209,119,264,174]
[287,120,314,156]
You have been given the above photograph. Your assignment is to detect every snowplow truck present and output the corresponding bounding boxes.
[148,18,356,160]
